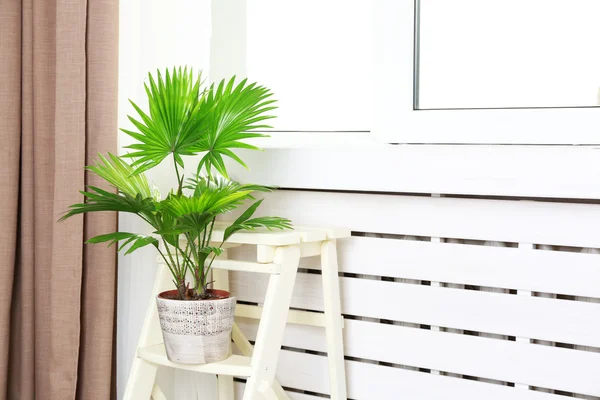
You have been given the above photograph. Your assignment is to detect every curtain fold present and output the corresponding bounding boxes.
[0,1,119,399]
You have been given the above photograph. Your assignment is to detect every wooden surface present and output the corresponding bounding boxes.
[317,236,600,298]
[238,317,600,396]
[231,271,600,348]
[243,190,600,248]
[137,345,253,377]
[226,189,600,398]
[228,146,600,199]
[276,350,567,400]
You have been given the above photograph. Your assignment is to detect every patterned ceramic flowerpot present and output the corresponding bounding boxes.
[156,289,236,364]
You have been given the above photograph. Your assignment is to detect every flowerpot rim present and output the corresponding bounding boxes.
[157,288,233,301]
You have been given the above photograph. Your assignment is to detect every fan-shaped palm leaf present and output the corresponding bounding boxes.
[162,189,250,221]
[121,67,209,174]
[120,68,276,179]
[195,77,277,177]
[86,232,159,255]
[157,177,269,236]
[59,186,156,223]
[185,175,275,200]
[86,153,152,198]
[223,199,292,241]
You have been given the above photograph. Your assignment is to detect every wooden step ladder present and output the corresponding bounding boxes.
[123,226,350,400]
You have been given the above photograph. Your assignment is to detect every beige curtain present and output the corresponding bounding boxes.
[0,1,119,399]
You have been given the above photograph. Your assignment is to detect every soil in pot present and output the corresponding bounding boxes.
[158,288,230,301]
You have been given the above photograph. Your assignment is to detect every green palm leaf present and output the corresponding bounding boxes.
[162,190,249,222]
[185,175,275,201]
[120,68,276,179]
[59,186,156,222]
[121,67,209,174]
[86,232,159,255]
[176,177,254,215]
[86,153,152,198]
[159,177,269,235]
[61,66,289,300]
[224,199,292,242]
[194,77,276,177]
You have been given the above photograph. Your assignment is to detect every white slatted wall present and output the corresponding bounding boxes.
[223,187,600,400]
[220,2,600,398]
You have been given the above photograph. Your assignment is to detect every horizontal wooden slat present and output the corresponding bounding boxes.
[230,272,600,347]
[210,222,348,244]
[296,236,600,298]
[235,304,327,327]
[268,349,564,400]
[245,190,600,248]
[211,229,301,246]
[210,260,280,274]
[237,318,600,396]
[228,146,600,199]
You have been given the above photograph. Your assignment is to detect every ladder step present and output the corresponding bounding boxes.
[236,304,328,327]
[211,225,302,246]
[212,259,280,274]
[137,344,253,377]
[156,258,280,274]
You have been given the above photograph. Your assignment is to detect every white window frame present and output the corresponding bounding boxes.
[373,0,600,145]
[213,0,600,200]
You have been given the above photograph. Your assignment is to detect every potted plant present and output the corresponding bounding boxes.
[60,67,292,364]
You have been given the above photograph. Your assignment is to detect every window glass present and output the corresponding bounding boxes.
[417,0,600,109]
[247,0,372,130]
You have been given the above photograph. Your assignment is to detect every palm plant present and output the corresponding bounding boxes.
[61,67,291,300]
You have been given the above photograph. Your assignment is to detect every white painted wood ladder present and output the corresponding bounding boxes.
[123,226,350,400]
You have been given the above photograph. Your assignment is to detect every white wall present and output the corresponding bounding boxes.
[117,1,211,398]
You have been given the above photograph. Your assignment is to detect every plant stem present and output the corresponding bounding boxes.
[204,238,225,289]
[173,238,182,279]
[197,230,204,292]
[173,154,183,195]
[157,247,178,279]
[186,232,199,266]
[178,241,193,275]
[162,238,185,298]
[207,218,216,246]
[201,225,207,248]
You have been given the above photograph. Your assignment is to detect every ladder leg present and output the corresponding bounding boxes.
[217,375,235,400]
[321,239,348,400]
[259,381,279,400]
[213,250,237,400]
[271,383,291,400]
[123,358,159,400]
[124,263,174,400]
[232,324,290,400]
[243,245,300,400]
[151,383,168,400]
[213,249,233,359]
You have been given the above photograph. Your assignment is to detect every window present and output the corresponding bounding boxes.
[417,0,600,110]
[373,0,600,144]
[212,0,372,132]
